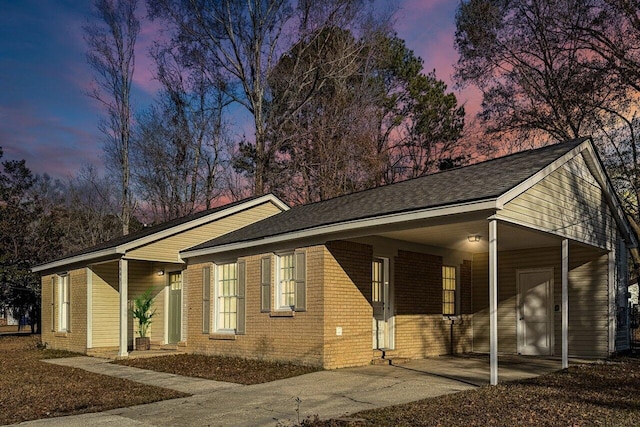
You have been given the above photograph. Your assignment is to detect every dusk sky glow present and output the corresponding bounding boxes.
[0,0,481,181]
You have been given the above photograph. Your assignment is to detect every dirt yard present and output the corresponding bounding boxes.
[0,335,186,425]
[305,356,640,426]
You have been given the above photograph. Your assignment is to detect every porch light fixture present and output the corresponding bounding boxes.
[467,234,481,243]
[157,269,165,276]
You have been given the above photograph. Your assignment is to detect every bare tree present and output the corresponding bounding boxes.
[454,0,640,267]
[147,0,382,196]
[84,0,139,234]
[454,0,617,148]
[132,44,231,222]
[268,29,465,204]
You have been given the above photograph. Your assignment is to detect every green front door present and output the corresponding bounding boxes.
[168,272,182,344]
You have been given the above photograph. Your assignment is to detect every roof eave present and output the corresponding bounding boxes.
[181,198,500,258]
[32,194,290,273]
[31,247,122,273]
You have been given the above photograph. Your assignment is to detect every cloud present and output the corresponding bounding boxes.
[0,104,103,179]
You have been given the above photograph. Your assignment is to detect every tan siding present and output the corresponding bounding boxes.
[568,246,610,357]
[472,245,609,358]
[127,203,281,262]
[127,261,168,347]
[91,262,119,348]
[501,155,613,248]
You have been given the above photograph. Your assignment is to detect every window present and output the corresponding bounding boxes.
[372,259,384,303]
[276,252,306,311]
[58,274,70,332]
[216,263,238,331]
[442,266,456,316]
[169,272,182,291]
[278,253,296,309]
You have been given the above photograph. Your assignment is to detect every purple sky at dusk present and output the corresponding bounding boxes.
[0,0,481,181]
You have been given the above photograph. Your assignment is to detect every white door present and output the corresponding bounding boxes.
[372,258,391,349]
[517,269,554,355]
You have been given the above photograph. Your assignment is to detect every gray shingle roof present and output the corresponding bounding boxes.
[184,138,588,253]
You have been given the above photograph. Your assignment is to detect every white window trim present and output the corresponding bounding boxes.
[58,274,70,332]
[276,252,295,311]
[214,262,239,333]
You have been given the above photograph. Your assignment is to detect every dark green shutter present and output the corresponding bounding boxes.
[66,274,71,333]
[236,261,246,334]
[51,276,55,332]
[260,257,271,312]
[294,252,306,311]
[202,266,211,334]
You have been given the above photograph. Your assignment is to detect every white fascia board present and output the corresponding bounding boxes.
[116,194,289,253]
[31,247,121,273]
[181,199,499,258]
[497,141,588,207]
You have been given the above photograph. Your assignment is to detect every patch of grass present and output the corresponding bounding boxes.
[304,357,640,427]
[114,353,321,384]
[0,335,188,425]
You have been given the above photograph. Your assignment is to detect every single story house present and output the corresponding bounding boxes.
[35,138,636,384]
[33,195,288,355]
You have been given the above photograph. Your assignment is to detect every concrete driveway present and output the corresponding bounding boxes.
[18,355,569,427]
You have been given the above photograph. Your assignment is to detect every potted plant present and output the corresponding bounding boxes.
[132,288,156,351]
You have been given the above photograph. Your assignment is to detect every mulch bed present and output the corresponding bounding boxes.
[304,356,640,427]
[114,353,321,384]
[0,335,187,425]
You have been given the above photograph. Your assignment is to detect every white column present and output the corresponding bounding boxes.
[489,219,498,385]
[562,239,569,369]
[119,258,128,357]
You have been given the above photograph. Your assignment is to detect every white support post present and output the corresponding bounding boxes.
[489,219,498,385]
[119,258,128,358]
[562,239,569,369]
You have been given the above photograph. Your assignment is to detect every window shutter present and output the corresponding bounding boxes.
[236,260,246,334]
[51,276,55,332]
[202,266,211,334]
[260,257,271,312]
[294,251,306,311]
[67,274,71,333]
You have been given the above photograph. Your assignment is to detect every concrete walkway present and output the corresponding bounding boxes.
[18,355,570,427]
[43,357,240,395]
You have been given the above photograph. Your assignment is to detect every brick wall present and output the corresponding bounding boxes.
[41,268,87,353]
[185,246,326,367]
[323,241,373,368]
[389,251,473,358]
[395,250,442,315]
[182,243,474,368]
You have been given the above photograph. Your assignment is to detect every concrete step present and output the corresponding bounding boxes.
[371,357,411,366]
